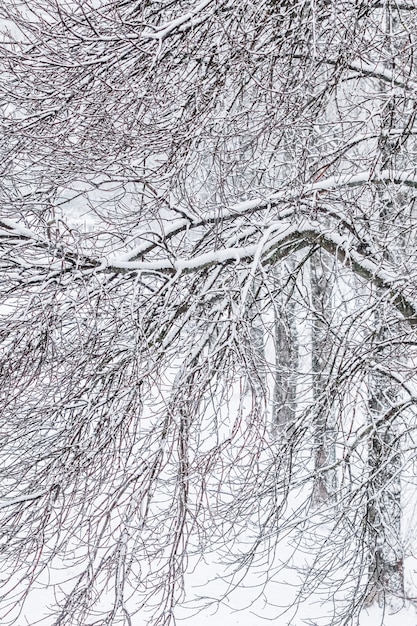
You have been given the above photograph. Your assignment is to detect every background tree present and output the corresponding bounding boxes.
[1,1,417,625]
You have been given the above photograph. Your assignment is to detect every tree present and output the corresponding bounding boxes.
[310,251,338,506]
[1,1,417,624]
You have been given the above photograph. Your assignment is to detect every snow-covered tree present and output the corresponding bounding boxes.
[1,1,417,624]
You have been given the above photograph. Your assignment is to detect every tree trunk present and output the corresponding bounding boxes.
[365,326,404,609]
[365,416,404,609]
[311,253,337,506]
[364,2,405,606]
[272,270,298,434]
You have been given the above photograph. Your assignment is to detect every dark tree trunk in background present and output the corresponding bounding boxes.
[273,269,298,433]
[365,378,404,608]
[365,3,405,602]
[311,253,337,506]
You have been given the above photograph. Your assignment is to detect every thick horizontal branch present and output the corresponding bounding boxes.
[111,223,417,325]
[112,169,417,263]
[2,168,417,261]
[2,170,417,325]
